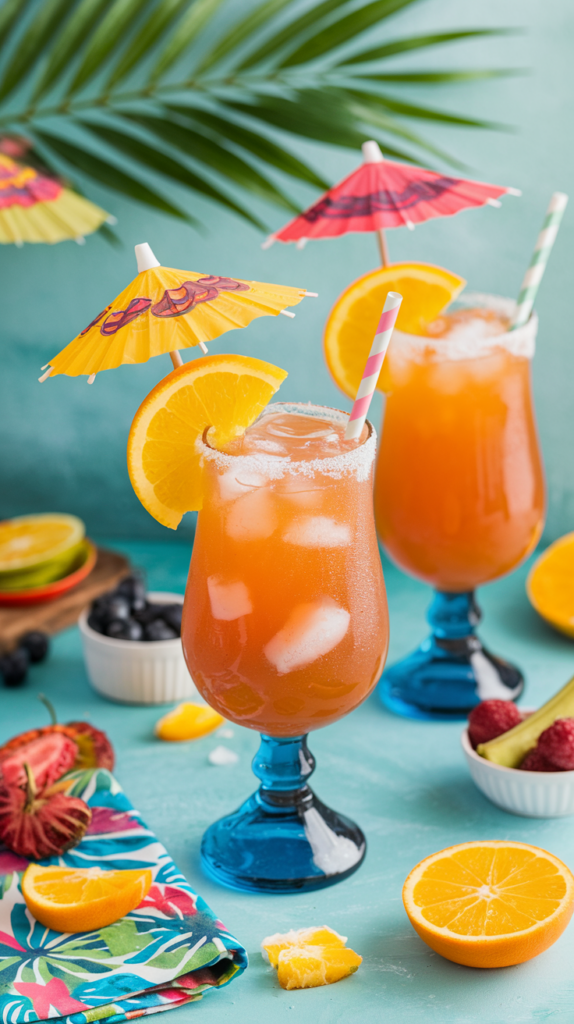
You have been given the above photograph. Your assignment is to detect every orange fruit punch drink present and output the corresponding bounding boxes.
[184,402,388,892]
[184,404,388,736]
[374,295,545,720]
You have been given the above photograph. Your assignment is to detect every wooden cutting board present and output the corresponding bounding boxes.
[0,547,130,653]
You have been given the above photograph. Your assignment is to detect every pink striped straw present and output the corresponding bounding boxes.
[345,290,403,440]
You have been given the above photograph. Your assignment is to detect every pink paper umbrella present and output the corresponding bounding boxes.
[264,141,520,265]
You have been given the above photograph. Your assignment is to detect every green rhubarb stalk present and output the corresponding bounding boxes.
[478,675,574,767]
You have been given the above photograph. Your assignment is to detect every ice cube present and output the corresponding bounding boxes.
[282,516,351,548]
[218,468,267,502]
[226,488,277,541]
[264,598,350,675]
[207,576,253,620]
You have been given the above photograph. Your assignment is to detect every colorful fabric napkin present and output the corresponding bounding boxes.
[0,769,247,1022]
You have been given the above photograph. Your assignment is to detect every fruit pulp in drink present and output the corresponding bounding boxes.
[375,307,545,592]
[182,405,388,737]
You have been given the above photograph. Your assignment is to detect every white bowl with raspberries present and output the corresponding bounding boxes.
[461,700,574,818]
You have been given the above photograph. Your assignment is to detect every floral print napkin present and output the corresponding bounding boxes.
[0,769,247,1022]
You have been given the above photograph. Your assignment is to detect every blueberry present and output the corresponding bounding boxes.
[106,618,143,641]
[161,604,182,634]
[117,574,146,608]
[1,648,29,687]
[87,613,103,633]
[106,596,131,621]
[145,619,177,642]
[19,631,50,663]
[133,602,165,626]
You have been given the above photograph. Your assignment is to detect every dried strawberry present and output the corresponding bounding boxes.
[65,722,114,771]
[0,764,91,860]
[1,733,77,789]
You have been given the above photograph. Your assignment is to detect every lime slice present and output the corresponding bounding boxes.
[0,513,85,572]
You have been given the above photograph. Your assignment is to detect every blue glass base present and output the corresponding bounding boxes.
[200,735,366,893]
[379,590,524,721]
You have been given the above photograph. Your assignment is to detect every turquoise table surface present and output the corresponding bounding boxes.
[2,539,574,1024]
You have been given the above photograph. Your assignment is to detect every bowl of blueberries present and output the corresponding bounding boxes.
[79,574,196,705]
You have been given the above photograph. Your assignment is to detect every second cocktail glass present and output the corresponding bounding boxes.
[182,402,388,893]
[375,295,545,720]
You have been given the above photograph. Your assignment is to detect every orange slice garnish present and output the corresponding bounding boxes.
[324,262,466,399]
[262,926,362,989]
[403,841,574,968]
[127,353,287,529]
[155,702,224,741]
[22,864,152,933]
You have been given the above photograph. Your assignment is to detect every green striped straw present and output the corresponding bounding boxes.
[511,192,569,330]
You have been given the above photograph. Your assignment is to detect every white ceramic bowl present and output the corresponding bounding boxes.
[79,591,197,705]
[461,728,574,818]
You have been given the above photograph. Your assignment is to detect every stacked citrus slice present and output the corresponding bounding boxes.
[262,926,362,989]
[323,262,466,399]
[0,513,86,591]
[403,840,574,968]
[527,533,574,638]
[128,353,287,529]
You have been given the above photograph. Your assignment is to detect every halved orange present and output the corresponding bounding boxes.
[527,533,574,638]
[22,864,152,933]
[127,353,287,529]
[403,841,574,968]
[262,926,362,989]
[155,702,224,741]
[324,262,466,399]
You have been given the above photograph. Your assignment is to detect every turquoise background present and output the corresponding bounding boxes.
[1,0,572,541]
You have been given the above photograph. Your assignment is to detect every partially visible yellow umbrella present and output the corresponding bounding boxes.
[40,243,315,384]
[0,151,111,246]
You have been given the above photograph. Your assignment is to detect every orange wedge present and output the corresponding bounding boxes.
[403,841,574,968]
[262,926,362,990]
[127,353,287,529]
[526,533,574,638]
[155,702,224,741]
[324,262,466,399]
[22,864,152,933]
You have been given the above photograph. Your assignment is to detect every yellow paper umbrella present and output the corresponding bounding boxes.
[0,152,111,246]
[40,243,315,383]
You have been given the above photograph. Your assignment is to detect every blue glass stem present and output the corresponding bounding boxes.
[379,589,524,721]
[200,734,366,893]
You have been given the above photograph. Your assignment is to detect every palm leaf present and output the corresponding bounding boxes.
[338,28,517,65]
[107,0,194,89]
[32,0,113,102]
[192,0,294,76]
[78,119,266,227]
[167,104,329,188]
[227,93,368,149]
[34,129,195,222]
[0,0,31,54]
[354,69,523,83]
[0,0,77,101]
[150,0,226,82]
[279,0,419,67]
[67,0,155,95]
[349,90,508,129]
[234,0,350,71]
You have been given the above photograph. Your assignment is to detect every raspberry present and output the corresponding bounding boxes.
[468,700,522,749]
[520,748,561,772]
[537,718,574,770]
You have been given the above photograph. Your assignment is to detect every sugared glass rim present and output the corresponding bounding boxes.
[197,401,376,482]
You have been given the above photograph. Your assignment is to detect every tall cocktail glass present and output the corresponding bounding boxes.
[182,402,388,892]
[374,295,545,720]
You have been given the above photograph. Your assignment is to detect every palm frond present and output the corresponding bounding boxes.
[0,0,522,233]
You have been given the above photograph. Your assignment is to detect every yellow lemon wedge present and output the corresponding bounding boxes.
[0,513,85,573]
[526,533,574,638]
[403,841,574,969]
[22,864,152,933]
[262,926,362,990]
[155,702,224,741]
[323,262,466,399]
[127,353,287,529]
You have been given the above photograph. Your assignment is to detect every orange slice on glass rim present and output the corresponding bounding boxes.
[22,864,152,933]
[526,533,574,638]
[403,841,574,969]
[127,353,287,529]
[324,262,466,399]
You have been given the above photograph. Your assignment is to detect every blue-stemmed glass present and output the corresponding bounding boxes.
[373,295,544,720]
[182,403,388,892]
